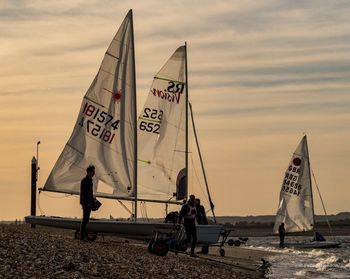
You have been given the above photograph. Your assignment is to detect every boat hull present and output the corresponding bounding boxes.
[25,215,224,245]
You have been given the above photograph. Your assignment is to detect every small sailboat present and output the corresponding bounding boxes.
[25,10,224,245]
[273,135,340,248]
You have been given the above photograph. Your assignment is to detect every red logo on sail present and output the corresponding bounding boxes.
[114,90,122,104]
[293,157,301,166]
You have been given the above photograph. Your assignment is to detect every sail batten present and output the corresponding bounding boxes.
[43,11,137,198]
[154,76,185,84]
[273,135,315,233]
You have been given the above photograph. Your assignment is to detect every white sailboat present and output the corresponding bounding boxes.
[25,10,223,245]
[273,135,340,248]
[137,45,188,203]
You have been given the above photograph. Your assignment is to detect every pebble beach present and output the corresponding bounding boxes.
[0,224,266,278]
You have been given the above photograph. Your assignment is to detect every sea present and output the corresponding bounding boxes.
[245,235,350,279]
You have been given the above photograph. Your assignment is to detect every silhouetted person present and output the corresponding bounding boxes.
[195,198,209,254]
[278,222,286,248]
[179,194,197,257]
[313,231,326,242]
[79,165,95,241]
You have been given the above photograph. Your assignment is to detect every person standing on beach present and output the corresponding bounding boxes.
[278,222,286,248]
[179,194,197,257]
[195,198,209,254]
[79,165,95,241]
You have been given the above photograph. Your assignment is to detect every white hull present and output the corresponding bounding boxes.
[25,215,224,245]
[271,241,340,249]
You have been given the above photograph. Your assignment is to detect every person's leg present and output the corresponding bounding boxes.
[190,224,197,255]
[184,222,192,250]
[80,205,91,240]
[201,244,209,254]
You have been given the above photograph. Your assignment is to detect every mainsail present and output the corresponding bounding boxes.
[137,46,187,202]
[273,136,315,233]
[44,10,137,199]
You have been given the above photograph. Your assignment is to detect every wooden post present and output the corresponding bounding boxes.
[31,156,37,228]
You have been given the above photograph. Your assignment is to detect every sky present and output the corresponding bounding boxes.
[0,0,349,220]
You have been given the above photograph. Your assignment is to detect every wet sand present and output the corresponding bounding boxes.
[0,224,270,278]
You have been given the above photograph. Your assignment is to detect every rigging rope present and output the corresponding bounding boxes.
[37,190,74,215]
[311,168,335,239]
[116,200,133,216]
[40,191,73,199]
[189,101,216,223]
[140,202,149,222]
[188,127,208,202]
[190,153,210,204]
[37,192,45,215]
[140,201,145,219]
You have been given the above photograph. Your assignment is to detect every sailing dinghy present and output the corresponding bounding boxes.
[272,135,340,248]
[25,10,224,245]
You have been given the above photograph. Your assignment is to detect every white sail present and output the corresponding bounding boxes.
[137,46,187,201]
[44,10,137,199]
[273,136,315,233]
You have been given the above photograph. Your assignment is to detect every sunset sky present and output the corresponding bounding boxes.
[1,0,349,221]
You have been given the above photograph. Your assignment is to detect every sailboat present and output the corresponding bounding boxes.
[273,135,340,248]
[25,10,224,245]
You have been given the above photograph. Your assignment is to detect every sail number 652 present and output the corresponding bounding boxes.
[139,121,160,134]
[140,108,163,134]
[143,108,163,120]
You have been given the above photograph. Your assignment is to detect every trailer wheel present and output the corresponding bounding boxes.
[234,240,241,247]
[219,248,225,257]
[148,239,155,254]
[227,239,234,246]
[152,240,169,256]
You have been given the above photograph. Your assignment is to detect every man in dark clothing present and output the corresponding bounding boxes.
[195,198,208,225]
[79,165,95,241]
[179,194,197,257]
[313,231,326,242]
[278,222,286,248]
[195,198,209,254]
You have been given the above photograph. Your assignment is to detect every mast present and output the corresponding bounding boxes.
[185,42,189,200]
[189,102,217,223]
[130,9,138,221]
[305,135,316,232]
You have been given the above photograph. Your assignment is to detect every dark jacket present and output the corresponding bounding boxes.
[196,204,208,225]
[178,203,196,224]
[80,176,94,206]
[278,224,286,238]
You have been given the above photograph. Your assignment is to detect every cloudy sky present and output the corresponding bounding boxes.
[1,0,349,220]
